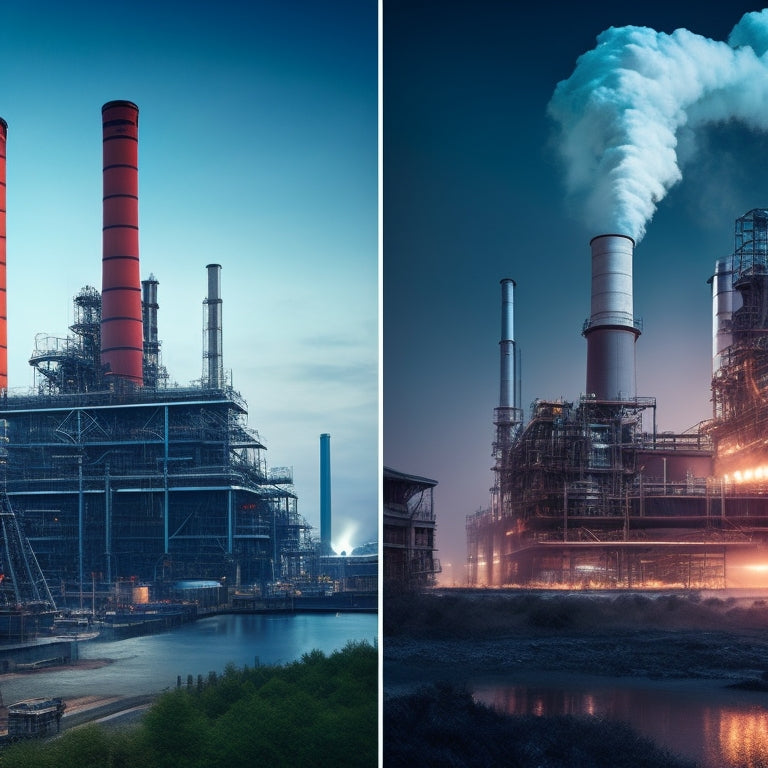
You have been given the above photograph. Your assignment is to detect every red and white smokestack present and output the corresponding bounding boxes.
[583,234,641,401]
[0,117,7,392]
[101,100,143,386]
[499,278,518,411]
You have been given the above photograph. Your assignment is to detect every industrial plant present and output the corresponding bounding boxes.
[0,101,334,607]
[467,210,768,589]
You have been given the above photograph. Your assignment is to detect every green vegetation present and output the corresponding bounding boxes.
[384,589,768,639]
[384,683,698,768]
[1,640,377,768]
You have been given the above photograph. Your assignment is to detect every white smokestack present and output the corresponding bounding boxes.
[499,279,517,410]
[584,234,640,401]
[711,257,734,377]
[548,10,768,242]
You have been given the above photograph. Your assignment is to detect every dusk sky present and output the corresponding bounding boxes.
[384,2,768,585]
[0,1,378,551]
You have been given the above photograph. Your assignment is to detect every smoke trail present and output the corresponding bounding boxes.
[548,10,768,242]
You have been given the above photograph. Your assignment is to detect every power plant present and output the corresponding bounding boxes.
[0,101,322,602]
[467,211,768,589]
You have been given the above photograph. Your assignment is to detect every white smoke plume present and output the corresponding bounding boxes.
[548,9,768,242]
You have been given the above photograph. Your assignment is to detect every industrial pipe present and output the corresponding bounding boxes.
[0,117,7,391]
[499,279,517,410]
[583,234,640,401]
[320,433,332,555]
[101,100,143,386]
[710,258,734,376]
[204,264,223,389]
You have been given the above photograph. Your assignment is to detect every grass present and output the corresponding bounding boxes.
[384,683,698,768]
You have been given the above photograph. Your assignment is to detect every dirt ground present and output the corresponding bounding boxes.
[0,658,150,733]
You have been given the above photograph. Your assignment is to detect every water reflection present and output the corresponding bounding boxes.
[0,613,378,705]
[718,709,768,768]
[473,679,768,768]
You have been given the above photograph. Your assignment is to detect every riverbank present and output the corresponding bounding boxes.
[384,589,768,689]
[383,589,768,767]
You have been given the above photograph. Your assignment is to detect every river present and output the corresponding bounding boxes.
[472,674,768,768]
[0,612,378,704]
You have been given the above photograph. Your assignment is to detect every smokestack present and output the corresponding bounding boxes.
[141,273,159,387]
[101,100,143,386]
[0,117,7,392]
[320,433,332,555]
[203,263,223,389]
[583,234,641,401]
[710,257,734,377]
[499,278,519,410]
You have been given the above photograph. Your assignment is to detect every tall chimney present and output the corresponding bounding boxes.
[101,100,143,386]
[710,257,734,377]
[320,433,332,555]
[499,278,518,410]
[141,273,159,387]
[0,117,7,392]
[203,263,223,389]
[583,234,640,401]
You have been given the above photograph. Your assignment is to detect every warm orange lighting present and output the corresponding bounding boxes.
[719,708,768,768]
[725,464,768,484]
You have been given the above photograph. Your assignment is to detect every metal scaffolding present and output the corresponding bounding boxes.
[467,210,768,588]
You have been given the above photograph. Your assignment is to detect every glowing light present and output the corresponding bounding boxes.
[725,465,768,484]
[332,522,359,556]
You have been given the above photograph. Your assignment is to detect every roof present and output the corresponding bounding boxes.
[383,466,437,487]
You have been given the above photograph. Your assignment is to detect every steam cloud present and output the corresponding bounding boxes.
[548,9,768,242]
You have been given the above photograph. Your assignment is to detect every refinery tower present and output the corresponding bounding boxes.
[468,212,768,589]
[0,103,315,598]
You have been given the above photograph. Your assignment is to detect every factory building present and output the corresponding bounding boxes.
[0,102,315,600]
[383,467,440,592]
[467,212,768,589]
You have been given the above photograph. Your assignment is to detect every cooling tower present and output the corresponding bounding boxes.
[101,100,143,386]
[320,433,332,555]
[583,234,640,401]
[0,117,7,391]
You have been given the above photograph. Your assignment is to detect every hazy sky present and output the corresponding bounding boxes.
[384,1,768,585]
[0,1,378,551]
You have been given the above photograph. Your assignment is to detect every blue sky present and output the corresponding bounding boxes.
[0,1,378,550]
[384,1,768,584]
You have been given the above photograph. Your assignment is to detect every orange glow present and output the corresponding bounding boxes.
[719,708,768,768]
[724,465,768,483]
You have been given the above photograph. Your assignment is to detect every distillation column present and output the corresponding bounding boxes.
[101,100,144,386]
[583,234,641,401]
